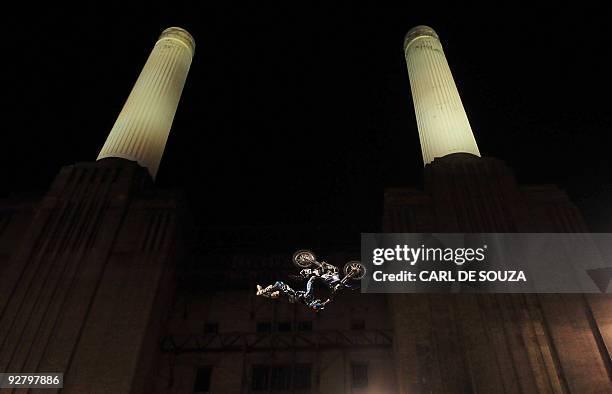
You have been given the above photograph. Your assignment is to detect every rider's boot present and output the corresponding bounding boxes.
[256,284,274,296]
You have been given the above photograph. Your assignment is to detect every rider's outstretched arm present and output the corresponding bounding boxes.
[257,281,297,298]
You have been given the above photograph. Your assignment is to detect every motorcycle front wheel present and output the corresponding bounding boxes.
[292,249,317,268]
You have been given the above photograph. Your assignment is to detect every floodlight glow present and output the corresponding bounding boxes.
[97,27,195,178]
[404,25,480,164]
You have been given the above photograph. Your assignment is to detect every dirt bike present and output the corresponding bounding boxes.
[291,249,366,295]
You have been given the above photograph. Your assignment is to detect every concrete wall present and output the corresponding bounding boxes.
[0,159,182,394]
[384,154,612,393]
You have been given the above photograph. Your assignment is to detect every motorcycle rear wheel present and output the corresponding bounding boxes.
[343,261,366,280]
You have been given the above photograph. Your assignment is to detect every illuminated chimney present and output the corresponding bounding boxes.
[97,27,195,179]
[404,26,480,165]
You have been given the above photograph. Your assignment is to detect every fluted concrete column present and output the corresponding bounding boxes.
[97,27,195,179]
[404,26,480,165]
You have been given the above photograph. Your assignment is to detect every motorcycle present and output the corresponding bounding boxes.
[291,249,366,294]
[256,249,366,312]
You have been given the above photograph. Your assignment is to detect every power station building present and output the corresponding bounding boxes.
[386,26,611,394]
[0,25,610,393]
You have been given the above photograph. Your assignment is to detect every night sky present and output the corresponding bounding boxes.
[2,4,611,231]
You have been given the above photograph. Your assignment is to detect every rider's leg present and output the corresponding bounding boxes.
[304,275,317,298]
[324,275,344,293]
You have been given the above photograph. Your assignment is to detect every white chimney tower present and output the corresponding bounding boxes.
[97,27,195,179]
[404,25,480,165]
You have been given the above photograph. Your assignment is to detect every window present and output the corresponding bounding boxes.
[351,319,365,330]
[277,321,291,332]
[297,321,312,331]
[351,363,368,388]
[193,366,212,393]
[256,322,272,332]
[251,364,312,391]
[293,364,312,389]
[203,322,218,334]
[252,365,270,391]
[270,366,291,390]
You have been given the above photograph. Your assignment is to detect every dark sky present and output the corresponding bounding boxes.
[2,4,611,231]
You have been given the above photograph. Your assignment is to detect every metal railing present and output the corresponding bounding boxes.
[160,329,393,354]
